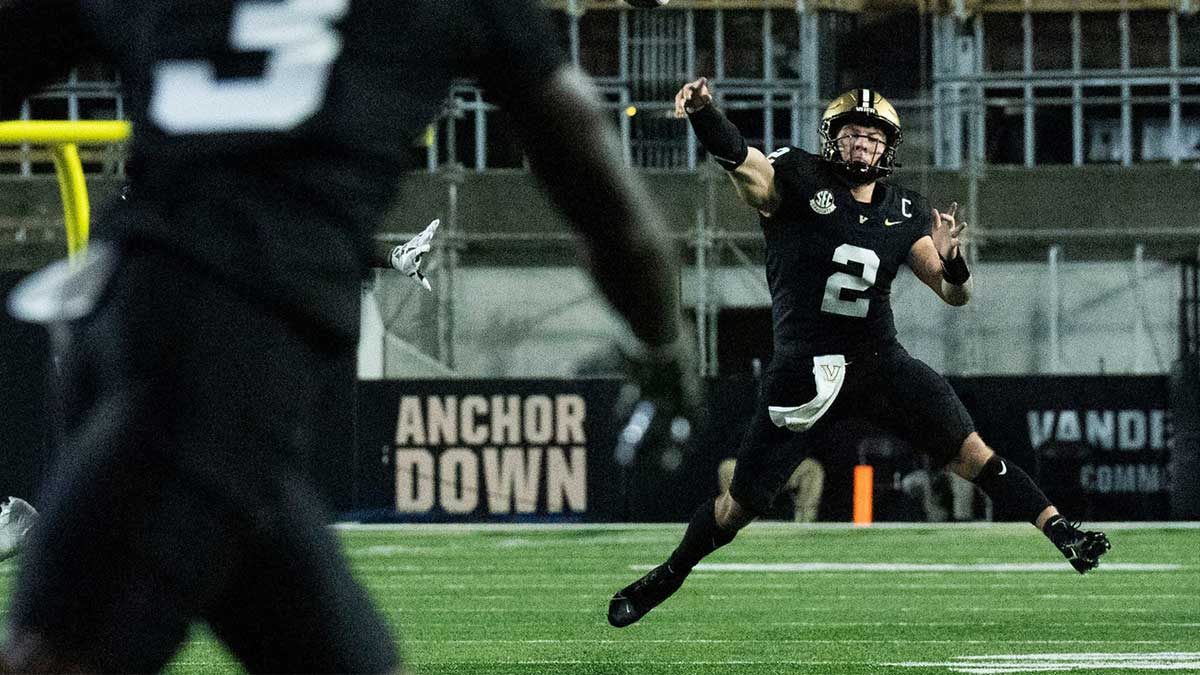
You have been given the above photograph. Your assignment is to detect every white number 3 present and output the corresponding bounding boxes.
[151,0,350,134]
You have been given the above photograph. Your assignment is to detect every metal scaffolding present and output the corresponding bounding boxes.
[5,2,1199,377]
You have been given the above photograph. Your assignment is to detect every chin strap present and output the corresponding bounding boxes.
[826,160,884,186]
[822,137,899,181]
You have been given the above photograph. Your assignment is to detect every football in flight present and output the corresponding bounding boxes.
[624,0,669,7]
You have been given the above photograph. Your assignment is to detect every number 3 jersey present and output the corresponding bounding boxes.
[65,0,566,340]
[762,147,933,359]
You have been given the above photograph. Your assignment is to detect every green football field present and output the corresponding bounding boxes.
[11,522,1200,674]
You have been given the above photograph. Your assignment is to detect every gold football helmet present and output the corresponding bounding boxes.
[819,89,903,182]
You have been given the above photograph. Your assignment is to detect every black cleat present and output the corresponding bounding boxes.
[1047,519,1111,574]
[608,563,687,627]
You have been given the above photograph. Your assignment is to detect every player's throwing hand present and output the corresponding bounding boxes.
[674,77,714,118]
[931,201,967,260]
[389,218,440,291]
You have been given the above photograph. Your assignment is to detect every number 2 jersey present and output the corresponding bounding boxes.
[60,0,567,340]
[762,147,933,359]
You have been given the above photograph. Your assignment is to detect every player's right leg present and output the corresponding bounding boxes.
[607,489,755,629]
[608,358,822,628]
[0,415,240,673]
[1,244,205,672]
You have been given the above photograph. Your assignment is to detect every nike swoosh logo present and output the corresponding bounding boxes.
[884,218,903,227]
[998,460,1008,476]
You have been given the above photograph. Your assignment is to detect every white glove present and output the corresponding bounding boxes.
[389,218,440,291]
[0,496,38,562]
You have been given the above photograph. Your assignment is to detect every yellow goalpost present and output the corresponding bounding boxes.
[0,120,131,262]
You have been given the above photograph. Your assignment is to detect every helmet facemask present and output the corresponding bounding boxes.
[818,90,903,185]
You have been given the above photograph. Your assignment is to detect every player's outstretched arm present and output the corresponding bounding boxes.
[0,0,92,114]
[730,147,778,216]
[908,201,972,306]
[673,78,779,216]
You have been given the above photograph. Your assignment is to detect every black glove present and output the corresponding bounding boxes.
[613,336,702,467]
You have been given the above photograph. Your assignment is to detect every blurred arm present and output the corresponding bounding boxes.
[505,66,682,347]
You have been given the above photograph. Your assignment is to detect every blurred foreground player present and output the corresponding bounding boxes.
[0,1,697,671]
[607,79,1110,628]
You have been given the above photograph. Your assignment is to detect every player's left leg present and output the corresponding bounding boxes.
[192,278,398,673]
[953,433,1110,573]
[880,345,1110,573]
[204,465,398,674]
[1,246,223,672]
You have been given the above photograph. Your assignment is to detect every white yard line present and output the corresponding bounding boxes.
[636,562,1184,572]
[762,622,1200,628]
[334,521,1200,532]
[405,661,881,667]
[398,654,1200,672]
[402,639,1184,645]
[888,652,1200,673]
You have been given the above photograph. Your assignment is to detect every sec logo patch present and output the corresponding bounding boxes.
[809,190,835,215]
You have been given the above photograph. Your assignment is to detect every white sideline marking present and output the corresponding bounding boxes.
[635,562,1183,573]
[1038,594,1190,600]
[408,661,875,667]
[888,652,1200,673]
[350,545,436,556]
[404,656,1200,670]
[764,622,1200,628]
[333,521,1200,532]
[405,639,1179,646]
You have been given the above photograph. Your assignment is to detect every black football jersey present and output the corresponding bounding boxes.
[70,0,566,338]
[762,147,932,358]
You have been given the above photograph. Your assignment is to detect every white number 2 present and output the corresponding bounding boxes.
[151,0,350,134]
[821,244,880,318]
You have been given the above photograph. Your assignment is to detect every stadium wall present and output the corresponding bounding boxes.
[348,376,1172,523]
[362,259,1180,378]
